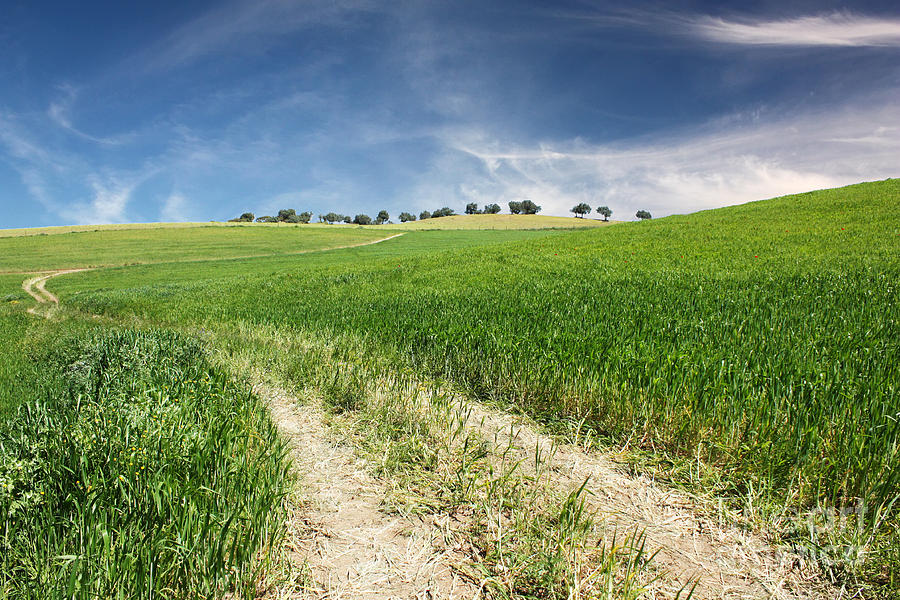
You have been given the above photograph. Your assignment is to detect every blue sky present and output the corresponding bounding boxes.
[1,0,899,227]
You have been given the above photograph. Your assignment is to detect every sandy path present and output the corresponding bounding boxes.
[260,384,478,599]
[459,401,834,600]
[22,269,91,316]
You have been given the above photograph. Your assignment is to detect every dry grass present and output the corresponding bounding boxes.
[0,214,613,238]
[376,214,616,230]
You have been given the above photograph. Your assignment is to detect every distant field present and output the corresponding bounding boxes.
[0,213,611,239]
[376,213,614,230]
[51,229,558,295]
[0,220,353,238]
[0,225,389,271]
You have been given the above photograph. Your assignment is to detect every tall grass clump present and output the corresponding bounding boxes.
[0,329,290,599]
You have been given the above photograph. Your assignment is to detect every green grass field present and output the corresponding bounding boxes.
[1,179,898,597]
[0,220,374,238]
[0,225,394,271]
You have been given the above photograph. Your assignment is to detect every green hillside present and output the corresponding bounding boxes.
[1,179,898,596]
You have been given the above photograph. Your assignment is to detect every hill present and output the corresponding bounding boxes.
[1,179,897,597]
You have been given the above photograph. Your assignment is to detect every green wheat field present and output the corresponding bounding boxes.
[1,180,898,598]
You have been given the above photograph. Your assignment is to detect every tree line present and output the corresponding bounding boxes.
[570,204,651,220]
[229,199,650,224]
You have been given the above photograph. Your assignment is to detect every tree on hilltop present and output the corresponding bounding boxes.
[229,212,255,222]
[636,210,652,220]
[596,206,612,221]
[375,210,390,224]
[432,207,454,218]
[399,212,416,222]
[520,200,541,215]
[353,214,372,225]
[298,211,312,224]
[419,210,431,220]
[571,203,591,218]
[465,202,480,214]
[483,203,501,214]
[255,215,277,223]
[277,208,297,222]
[508,200,522,214]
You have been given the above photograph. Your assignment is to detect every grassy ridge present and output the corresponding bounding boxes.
[0,214,611,239]
[0,329,290,598]
[60,181,899,572]
[376,213,614,230]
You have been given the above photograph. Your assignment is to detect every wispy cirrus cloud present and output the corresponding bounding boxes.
[421,95,900,218]
[0,109,158,225]
[690,13,900,47]
[137,0,377,72]
[46,85,134,145]
[562,9,900,49]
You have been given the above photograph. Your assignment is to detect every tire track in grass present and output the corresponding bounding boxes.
[456,400,838,600]
[22,269,91,316]
[258,383,478,599]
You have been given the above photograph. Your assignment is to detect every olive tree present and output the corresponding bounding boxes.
[571,203,591,218]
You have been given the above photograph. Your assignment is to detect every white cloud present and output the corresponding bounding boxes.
[58,178,135,225]
[0,110,161,225]
[690,13,900,47]
[428,97,900,218]
[563,9,900,48]
[161,192,188,222]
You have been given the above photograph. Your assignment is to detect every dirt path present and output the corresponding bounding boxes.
[259,384,479,599]
[22,269,91,316]
[257,372,834,599]
[460,401,834,600]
